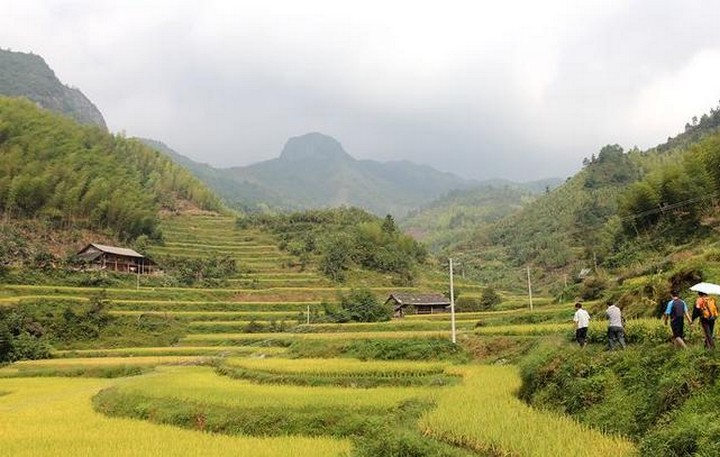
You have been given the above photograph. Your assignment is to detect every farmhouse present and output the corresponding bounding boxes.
[386,292,450,317]
[76,243,156,274]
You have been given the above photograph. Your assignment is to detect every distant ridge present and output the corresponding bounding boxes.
[0,48,107,129]
[146,132,487,216]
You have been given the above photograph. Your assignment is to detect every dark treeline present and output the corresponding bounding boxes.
[0,97,221,241]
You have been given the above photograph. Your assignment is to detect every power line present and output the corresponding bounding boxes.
[620,191,719,221]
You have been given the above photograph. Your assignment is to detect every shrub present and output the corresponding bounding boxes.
[454,296,481,312]
[479,287,501,310]
[324,288,392,323]
[519,343,720,444]
[580,275,607,300]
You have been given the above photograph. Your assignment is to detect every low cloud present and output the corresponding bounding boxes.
[3,0,720,180]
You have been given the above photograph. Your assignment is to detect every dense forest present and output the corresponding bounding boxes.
[0,97,222,243]
[237,207,427,284]
[399,185,538,252]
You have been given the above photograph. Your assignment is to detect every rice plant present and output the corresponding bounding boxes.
[0,377,351,456]
[419,365,637,456]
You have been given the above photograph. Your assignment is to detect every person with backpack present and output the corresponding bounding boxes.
[693,291,717,349]
[663,291,693,349]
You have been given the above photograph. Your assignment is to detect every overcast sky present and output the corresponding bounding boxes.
[4,0,720,181]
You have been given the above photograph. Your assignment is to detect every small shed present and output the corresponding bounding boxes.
[386,292,450,318]
[76,243,156,274]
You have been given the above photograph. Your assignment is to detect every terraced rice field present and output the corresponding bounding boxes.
[0,377,352,457]
[0,214,635,456]
[420,365,635,456]
[0,360,635,456]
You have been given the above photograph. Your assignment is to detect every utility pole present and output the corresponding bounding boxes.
[527,266,533,311]
[306,305,310,325]
[593,251,598,272]
[450,258,457,344]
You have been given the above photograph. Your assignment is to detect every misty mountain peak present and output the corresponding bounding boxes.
[279,132,354,162]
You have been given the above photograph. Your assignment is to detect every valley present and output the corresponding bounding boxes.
[0,211,637,456]
[3,45,720,457]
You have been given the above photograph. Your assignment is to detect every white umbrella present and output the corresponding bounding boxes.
[690,282,720,295]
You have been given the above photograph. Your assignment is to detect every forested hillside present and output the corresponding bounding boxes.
[455,104,720,306]
[237,208,427,285]
[399,180,559,252]
[0,97,222,249]
[0,48,106,129]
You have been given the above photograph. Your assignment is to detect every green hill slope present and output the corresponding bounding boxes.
[0,48,106,129]
[399,180,560,252]
[0,97,222,254]
[455,105,720,306]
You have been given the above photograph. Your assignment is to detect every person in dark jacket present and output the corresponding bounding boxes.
[663,290,693,348]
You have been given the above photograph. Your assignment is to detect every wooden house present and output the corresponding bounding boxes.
[386,292,450,317]
[76,243,156,274]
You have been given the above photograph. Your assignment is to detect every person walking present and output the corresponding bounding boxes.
[605,301,626,350]
[573,302,590,348]
[693,291,717,349]
[663,291,692,349]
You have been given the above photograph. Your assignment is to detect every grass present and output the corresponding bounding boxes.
[51,346,287,358]
[0,356,208,378]
[0,377,351,456]
[420,365,637,456]
[181,330,458,345]
[222,357,448,375]
[215,357,459,387]
[114,366,434,409]
[110,310,301,320]
[292,320,477,333]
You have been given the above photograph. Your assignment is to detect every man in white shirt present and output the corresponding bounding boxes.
[606,301,626,350]
[573,302,590,348]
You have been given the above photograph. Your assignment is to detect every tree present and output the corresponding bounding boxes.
[382,214,397,233]
[337,288,391,322]
[319,234,353,282]
[479,287,501,310]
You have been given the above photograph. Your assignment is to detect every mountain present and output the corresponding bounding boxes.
[149,132,487,216]
[0,48,106,129]
[139,138,289,210]
[229,132,478,215]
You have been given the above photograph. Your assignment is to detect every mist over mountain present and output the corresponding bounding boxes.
[148,132,494,216]
[0,48,106,129]
[278,133,354,162]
